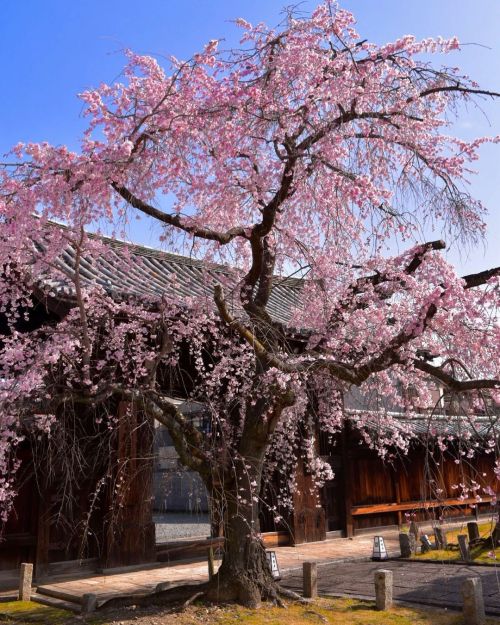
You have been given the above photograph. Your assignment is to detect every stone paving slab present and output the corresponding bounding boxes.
[282,560,500,613]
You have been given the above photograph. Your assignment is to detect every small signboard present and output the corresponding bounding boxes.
[372,536,388,561]
[266,550,281,580]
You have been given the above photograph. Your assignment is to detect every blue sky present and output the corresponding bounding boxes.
[1,0,499,274]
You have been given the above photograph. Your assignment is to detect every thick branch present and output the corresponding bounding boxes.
[414,359,499,391]
[319,240,446,343]
[140,391,211,482]
[462,266,500,289]
[214,284,358,383]
[111,182,247,244]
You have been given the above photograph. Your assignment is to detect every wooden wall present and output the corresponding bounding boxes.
[289,457,326,544]
[1,402,156,580]
[345,441,496,533]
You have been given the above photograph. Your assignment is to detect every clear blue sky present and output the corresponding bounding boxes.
[1,0,499,274]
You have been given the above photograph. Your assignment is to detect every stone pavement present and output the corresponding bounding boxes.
[282,560,500,615]
[23,523,500,614]
[32,531,398,605]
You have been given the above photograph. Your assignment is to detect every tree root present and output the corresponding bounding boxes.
[95,574,304,614]
[277,585,309,604]
[97,581,210,611]
[181,591,205,609]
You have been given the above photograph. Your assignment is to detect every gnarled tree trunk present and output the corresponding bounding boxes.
[208,489,274,607]
[206,391,289,607]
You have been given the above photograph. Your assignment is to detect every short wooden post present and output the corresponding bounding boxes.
[207,546,215,580]
[409,520,419,542]
[303,561,317,598]
[462,577,485,625]
[458,534,471,562]
[81,593,97,614]
[374,569,393,610]
[18,563,33,601]
[434,526,447,550]
[468,521,480,544]
[399,532,415,557]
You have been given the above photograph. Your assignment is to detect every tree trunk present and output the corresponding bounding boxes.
[206,392,283,607]
[206,464,276,607]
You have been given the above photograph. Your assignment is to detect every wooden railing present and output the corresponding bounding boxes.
[351,496,493,516]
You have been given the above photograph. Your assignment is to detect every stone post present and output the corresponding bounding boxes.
[468,521,480,544]
[81,593,97,614]
[303,561,318,599]
[458,534,471,562]
[399,532,415,557]
[462,577,485,625]
[491,521,500,546]
[18,563,33,601]
[374,569,393,610]
[420,535,432,553]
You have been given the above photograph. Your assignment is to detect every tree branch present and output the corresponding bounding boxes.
[111,182,248,245]
[462,266,500,289]
[414,359,499,391]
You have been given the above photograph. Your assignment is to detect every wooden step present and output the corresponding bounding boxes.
[36,585,83,605]
[31,592,81,613]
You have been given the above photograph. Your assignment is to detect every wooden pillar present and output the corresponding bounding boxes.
[103,401,155,568]
[391,469,403,528]
[342,425,354,538]
[290,457,326,545]
[35,495,50,580]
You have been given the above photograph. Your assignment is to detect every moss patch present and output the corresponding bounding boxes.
[191,598,461,625]
[0,596,496,625]
[70,598,495,625]
[0,600,71,624]
[413,521,500,564]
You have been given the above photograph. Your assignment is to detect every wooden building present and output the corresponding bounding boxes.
[1,233,497,585]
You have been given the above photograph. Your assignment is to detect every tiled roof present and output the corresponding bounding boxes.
[344,386,499,437]
[346,408,497,438]
[41,229,303,326]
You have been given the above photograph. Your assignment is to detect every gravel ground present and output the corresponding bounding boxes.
[154,512,210,543]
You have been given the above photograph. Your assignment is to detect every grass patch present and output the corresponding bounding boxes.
[0,600,71,624]
[413,521,500,563]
